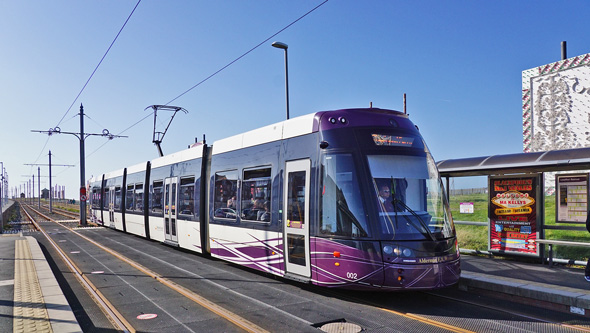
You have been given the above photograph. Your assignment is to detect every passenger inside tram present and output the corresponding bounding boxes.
[257,201,270,222]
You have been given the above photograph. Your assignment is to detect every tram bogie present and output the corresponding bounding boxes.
[89,107,460,290]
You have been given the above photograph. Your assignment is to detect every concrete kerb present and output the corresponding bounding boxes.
[459,271,590,313]
[26,236,82,333]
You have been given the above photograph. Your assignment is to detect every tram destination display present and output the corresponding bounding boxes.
[488,175,541,257]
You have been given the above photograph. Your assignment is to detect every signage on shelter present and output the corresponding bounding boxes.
[556,174,588,223]
[459,202,474,214]
[488,175,541,256]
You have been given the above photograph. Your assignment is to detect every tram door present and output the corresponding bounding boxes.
[283,159,311,278]
[108,186,115,228]
[164,177,179,243]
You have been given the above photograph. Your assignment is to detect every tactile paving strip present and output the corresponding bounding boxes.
[13,239,53,332]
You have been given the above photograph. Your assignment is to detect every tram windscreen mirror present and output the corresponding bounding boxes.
[372,134,414,147]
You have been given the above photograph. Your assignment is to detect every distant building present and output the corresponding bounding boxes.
[523,52,590,152]
[522,52,590,194]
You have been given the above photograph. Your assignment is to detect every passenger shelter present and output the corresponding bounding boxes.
[436,146,590,262]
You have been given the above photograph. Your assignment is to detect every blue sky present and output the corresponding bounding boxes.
[1,0,589,198]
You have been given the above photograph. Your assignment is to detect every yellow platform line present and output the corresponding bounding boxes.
[13,239,53,333]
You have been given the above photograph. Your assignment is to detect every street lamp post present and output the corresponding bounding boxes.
[272,41,290,120]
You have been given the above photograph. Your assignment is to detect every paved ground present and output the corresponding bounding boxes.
[0,234,81,333]
[2,225,590,332]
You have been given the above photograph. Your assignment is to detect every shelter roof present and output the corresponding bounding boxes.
[436,147,590,177]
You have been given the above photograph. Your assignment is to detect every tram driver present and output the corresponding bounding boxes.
[378,185,395,212]
[377,179,408,213]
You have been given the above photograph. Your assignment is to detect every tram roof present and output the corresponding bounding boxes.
[436,147,590,177]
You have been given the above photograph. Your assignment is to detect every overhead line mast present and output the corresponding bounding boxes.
[32,104,127,226]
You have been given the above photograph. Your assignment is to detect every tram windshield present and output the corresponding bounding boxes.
[320,154,370,238]
[368,152,454,240]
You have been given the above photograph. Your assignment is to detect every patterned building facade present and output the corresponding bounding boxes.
[522,53,590,193]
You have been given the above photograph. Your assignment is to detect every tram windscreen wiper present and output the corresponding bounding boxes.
[390,178,436,241]
[393,199,436,241]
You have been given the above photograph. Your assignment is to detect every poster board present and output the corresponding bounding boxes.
[556,174,588,223]
[460,202,474,214]
[488,174,542,257]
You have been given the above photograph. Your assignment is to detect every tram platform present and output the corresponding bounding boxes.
[458,253,590,316]
[0,233,81,333]
[1,199,14,213]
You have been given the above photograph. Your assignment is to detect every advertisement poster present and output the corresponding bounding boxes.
[489,175,540,256]
[556,174,588,223]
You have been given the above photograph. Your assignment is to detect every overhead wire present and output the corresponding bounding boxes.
[86,0,330,159]
[164,0,329,106]
[29,0,142,176]
[84,113,108,132]
[54,0,143,129]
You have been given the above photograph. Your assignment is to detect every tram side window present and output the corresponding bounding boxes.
[241,168,271,222]
[114,186,122,212]
[134,184,144,212]
[320,154,370,238]
[151,180,164,213]
[287,171,306,226]
[91,188,99,209]
[179,177,195,216]
[126,185,134,211]
[104,188,111,210]
[213,171,237,220]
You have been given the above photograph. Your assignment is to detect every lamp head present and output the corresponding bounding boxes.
[271,41,288,50]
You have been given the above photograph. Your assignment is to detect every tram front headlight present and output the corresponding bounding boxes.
[401,248,413,257]
[383,245,395,255]
[389,245,413,258]
[382,244,414,260]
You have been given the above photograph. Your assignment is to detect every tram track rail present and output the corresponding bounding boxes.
[36,219,482,332]
[422,291,590,333]
[24,204,462,332]
[2,202,40,234]
[316,285,590,333]
[314,288,476,333]
[39,204,82,220]
[21,204,133,332]
[21,203,269,333]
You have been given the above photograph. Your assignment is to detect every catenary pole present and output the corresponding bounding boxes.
[80,104,87,226]
[49,151,53,213]
[38,167,41,208]
[31,103,126,226]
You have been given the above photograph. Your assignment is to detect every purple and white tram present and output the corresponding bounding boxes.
[89,108,460,290]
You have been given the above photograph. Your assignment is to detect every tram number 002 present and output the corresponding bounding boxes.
[346,272,357,279]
